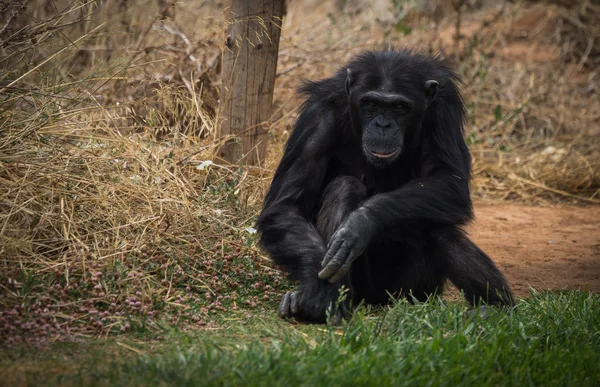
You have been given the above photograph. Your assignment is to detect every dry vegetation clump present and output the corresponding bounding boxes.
[0,0,279,346]
[459,0,600,203]
[0,0,599,346]
[553,0,600,70]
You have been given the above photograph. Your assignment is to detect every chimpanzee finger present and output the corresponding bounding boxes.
[328,309,343,325]
[318,242,350,280]
[327,251,357,283]
[327,229,341,250]
[322,236,343,268]
[278,292,292,318]
[340,300,349,317]
[318,262,339,280]
[290,292,299,315]
[327,301,348,325]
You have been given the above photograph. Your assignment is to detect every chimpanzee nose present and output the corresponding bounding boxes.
[375,115,391,129]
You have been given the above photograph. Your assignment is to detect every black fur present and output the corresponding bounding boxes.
[257,49,514,323]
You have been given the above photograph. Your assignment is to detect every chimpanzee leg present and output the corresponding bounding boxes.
[350,227,447,306]
[278,176,367,322]
[432,227,514,306]
[315,176,368,240]
[349,226,513,308]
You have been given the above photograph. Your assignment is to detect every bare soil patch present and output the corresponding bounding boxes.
[469,204,600,297]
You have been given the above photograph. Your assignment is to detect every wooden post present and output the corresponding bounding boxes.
[217,0,284,166]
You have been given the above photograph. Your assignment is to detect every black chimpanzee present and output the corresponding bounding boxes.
[256,49,514,323]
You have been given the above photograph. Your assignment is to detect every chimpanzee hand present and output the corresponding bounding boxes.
[318,208,374,283]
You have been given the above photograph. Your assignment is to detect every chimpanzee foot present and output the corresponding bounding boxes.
[278,290,349,324]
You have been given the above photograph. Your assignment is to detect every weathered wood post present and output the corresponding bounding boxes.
[217,0,284,166]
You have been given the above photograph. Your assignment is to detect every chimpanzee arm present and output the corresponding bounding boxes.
[364,169,473,229]
[256,103,337,281]
[318,165,472,282]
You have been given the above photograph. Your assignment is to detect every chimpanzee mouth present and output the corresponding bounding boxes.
[367,147,401,159]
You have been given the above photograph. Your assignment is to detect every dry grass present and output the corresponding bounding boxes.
[0,0,599,345]
[1,0,278,346]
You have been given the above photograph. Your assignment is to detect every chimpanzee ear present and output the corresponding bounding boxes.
[425,80,438,107]
[345,68,353,96]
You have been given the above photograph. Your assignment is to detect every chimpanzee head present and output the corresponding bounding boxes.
[345,52,439,167]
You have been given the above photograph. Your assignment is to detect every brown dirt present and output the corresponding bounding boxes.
[468,204,600,297]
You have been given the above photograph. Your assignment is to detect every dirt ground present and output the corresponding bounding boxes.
[468,204,600,297]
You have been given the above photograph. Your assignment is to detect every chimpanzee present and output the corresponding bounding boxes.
[256,49,514,323]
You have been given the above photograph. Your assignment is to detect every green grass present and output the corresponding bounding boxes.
[2,290,598,386]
